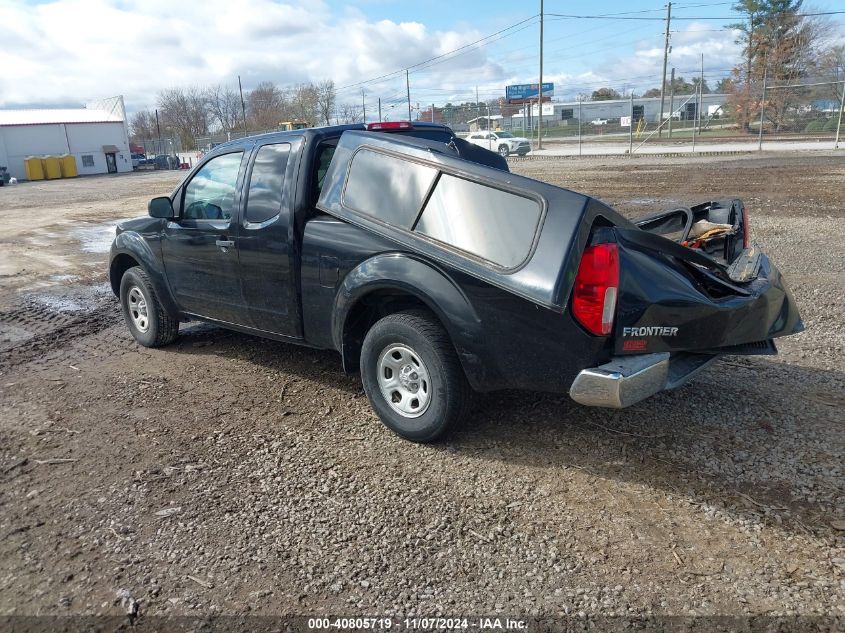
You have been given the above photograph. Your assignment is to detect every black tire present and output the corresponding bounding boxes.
[119,266,179,347]
[497,144,510,157]
[360,309,471,443]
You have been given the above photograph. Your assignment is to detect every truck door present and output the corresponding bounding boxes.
[236,141,301,337]
[161,150,249,323]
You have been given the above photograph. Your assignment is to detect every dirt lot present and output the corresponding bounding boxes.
[0,155,843,624]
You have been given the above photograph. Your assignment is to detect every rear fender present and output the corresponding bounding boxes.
[110,232,179,317]
[332,253,487,388]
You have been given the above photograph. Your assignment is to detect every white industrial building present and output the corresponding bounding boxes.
[510,93,728,129]
[0,96,132,180]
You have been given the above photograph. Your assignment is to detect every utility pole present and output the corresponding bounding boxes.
[658,2,672,139]
[378,98,382,122]
[154,108,162,155]
[538,0,544,150]
[432,103,435,123]
[758,58,767,151]
[629,92,634,155]
[698,53,704,135]
[362,89,366,123]
[836,80,845,149]
[668,67,675,138]
[692,79,699,153]
[578,96,582,156]
[476,85,480,129]
[406,70,412,121]
[238,75,247,134]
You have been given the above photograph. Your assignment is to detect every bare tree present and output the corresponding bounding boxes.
[289,83,318,125]
[813,44,845,101]
[157,87,209,149]
[206,84,242,133]
[337,102,363,124]
[247,81,287,131]
[315,80,336,126]
[129,110,157,141]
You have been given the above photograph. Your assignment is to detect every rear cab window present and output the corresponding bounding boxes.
[394,129,454,144]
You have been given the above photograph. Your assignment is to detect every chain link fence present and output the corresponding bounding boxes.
[130,137,183,169]
[502,79,844,156]
[759,78,845,138]
[178,78,844,159]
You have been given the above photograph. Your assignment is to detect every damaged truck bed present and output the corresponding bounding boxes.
[111,122,803,442]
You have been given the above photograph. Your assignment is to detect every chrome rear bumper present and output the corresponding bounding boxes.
[569,352,718,408]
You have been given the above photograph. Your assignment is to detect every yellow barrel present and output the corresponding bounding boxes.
[59,154,78,178]
[42,156,62,179]
[24,157,45,181]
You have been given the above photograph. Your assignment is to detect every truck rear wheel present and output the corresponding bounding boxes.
[498,144,510,157]
[360,309,470,443]
[119,266,179,348]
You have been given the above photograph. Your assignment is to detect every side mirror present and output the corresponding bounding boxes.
[148,196,174,219]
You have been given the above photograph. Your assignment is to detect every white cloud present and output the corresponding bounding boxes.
[0,0,499,112]
[603,23,744,92]
[502,23,744,101]
[0,2,758,114]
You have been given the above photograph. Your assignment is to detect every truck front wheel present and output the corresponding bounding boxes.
[119,266,179,348]
[360,309,470,443]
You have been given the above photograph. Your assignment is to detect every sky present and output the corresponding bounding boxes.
[2,0,843,117]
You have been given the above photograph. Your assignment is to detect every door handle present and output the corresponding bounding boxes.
[215,239,235,248]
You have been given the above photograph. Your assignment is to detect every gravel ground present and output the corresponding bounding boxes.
[0,154,842,626]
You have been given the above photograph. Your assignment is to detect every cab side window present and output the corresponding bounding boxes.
[182,152,243,220]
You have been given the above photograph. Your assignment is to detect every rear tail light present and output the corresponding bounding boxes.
[741,206,749,249]
[572,243,619,336]
[366,121,413,131]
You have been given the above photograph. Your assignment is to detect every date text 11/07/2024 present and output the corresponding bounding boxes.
[307,617,528,630]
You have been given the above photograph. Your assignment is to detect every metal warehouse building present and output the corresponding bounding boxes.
[511,93,728,128]
[0,96,132,181]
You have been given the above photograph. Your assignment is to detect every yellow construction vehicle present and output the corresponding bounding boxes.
[279,121,309,131]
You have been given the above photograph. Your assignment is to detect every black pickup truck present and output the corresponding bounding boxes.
[109,121,802,442]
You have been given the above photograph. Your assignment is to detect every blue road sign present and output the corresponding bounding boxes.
[506,83,554,102]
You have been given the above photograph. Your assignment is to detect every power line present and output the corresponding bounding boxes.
[334,14,539,93]
[335,6,742,104]
[335,17,540,96]
[407,20,540,76]
[489,23,661,69]
[547,10,845,20]
[673,1,737,8]
[670,28,736,32]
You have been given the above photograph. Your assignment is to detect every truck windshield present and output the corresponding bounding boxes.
[495,132,514,138]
